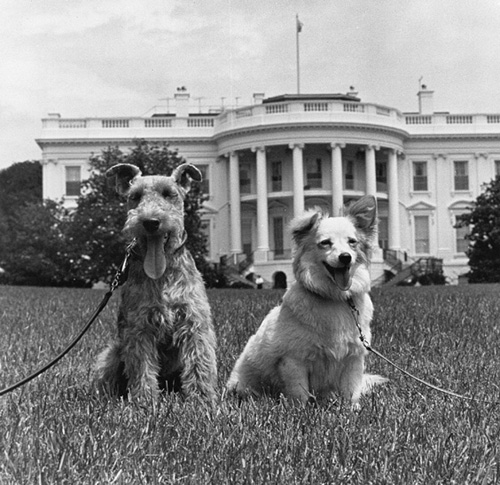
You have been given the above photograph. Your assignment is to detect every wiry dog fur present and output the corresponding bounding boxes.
[94,163,217,402]
[227,195,386,407]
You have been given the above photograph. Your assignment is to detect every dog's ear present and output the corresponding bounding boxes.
[345,195,378,235]
[290,210,322,245]
[106,164,142,195]
[172,163,202,192]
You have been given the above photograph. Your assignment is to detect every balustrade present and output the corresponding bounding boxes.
[40,97,500,139]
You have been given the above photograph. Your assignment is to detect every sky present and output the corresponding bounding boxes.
[2,0,500,170]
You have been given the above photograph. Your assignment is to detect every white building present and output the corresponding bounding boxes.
[37,86,500,286]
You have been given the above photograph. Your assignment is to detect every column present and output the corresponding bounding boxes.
[253,146,269,259]
[433,153,448,260]
[330,143,345,216]
[41,158,60,200]
[365,145,378,196]
[289,143,305,217]
[387,149,401,250]
[365,145,382,262]
[228,152,242,256]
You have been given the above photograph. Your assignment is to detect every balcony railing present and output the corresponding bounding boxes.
[40,98,500,141]
[40,115,218,137]
[59,119,87,129]
[212,99,405,137]
[446,115,473,124]
[404,113,500,126]
[405,115,432,125]
[304,102,328,112]
[265,104,288,114]
[144,118,172,128]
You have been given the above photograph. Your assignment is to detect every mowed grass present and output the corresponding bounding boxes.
[1,284,499,484]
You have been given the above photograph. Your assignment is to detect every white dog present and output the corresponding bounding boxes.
[227,195,386,407]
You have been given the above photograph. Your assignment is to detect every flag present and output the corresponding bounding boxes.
[296,15,303,33]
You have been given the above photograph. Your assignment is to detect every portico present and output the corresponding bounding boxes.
[225,141,403,269]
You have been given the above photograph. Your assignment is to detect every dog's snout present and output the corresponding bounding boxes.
[142,219,160,233]
[339,252,352,266]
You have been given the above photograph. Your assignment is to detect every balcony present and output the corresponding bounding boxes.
[38,114,217,144]
[37,97,500,147]
[213,99,406,137]
[403,112,500,136]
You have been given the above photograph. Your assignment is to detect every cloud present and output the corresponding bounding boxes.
[3,0,500,168]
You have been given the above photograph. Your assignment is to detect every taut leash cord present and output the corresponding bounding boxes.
[0,240,136,397]
[346,297,497,404]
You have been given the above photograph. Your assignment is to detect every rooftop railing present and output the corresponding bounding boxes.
[40,98,500,140]
[41,115,217,132]
[404,113,500,125]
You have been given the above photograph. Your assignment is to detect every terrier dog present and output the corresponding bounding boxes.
[95,163,217,402]
[227,196,386,407]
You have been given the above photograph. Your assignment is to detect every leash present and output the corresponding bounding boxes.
[0,239,136,397]
[346,296,496,404]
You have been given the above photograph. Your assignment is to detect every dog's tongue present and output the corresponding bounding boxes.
[143,235,166,279]
[334,267,351,291]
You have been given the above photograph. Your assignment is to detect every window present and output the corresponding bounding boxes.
[240,162,251,194]
[455,222,469,254]
[273,217,284,256]
[196,164,209,195]
[412,162,428,191]
[65,166,81,196]
[271,161,282,192]
[378,216,388,249]
[241,219,253,257]
[414,215,430,254]
[344,160,354,190]
[376,161,387,191]
[495,160,500,178]
[454,161,469,191]
[200,219,211,258]
[306,158,322,189]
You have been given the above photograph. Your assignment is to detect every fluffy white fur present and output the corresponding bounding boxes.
[227,195,387,407]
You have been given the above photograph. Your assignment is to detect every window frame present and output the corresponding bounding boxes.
[271,160,282,192]
[305,157,323,189]
[412,161,428,192]
[65,165,82,197]
[414,214,430,255]
[453,160,469,192]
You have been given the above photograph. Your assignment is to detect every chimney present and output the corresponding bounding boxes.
[417,84,434,114]
[253,93,265,104]
[174,87,190,117]
[347,86,359,97]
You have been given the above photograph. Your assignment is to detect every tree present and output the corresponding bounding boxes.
[0,161,43,266]
[456,176,500,283]
[0,160,42,209]
[0,200,88,286]
[65,140,216,285]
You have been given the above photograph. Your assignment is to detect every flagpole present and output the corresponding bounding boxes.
[296,14,301,94]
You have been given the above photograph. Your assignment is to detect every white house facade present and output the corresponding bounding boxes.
[37,87,500,287]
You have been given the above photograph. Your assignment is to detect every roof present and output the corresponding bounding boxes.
[263,93,361,104]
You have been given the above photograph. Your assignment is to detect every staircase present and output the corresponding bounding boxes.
[382,261,417,287]
[219,254,257,289]
[374,250,444,287]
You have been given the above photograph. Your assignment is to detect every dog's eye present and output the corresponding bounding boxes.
[348,238,358,247]
[162,187,178,199]
[319,239,332,248]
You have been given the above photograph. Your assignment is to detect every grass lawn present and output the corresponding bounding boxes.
[1,284,499,484]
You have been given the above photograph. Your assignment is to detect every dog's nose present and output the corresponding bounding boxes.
[142,219,160,233]
[339,252,352,266]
